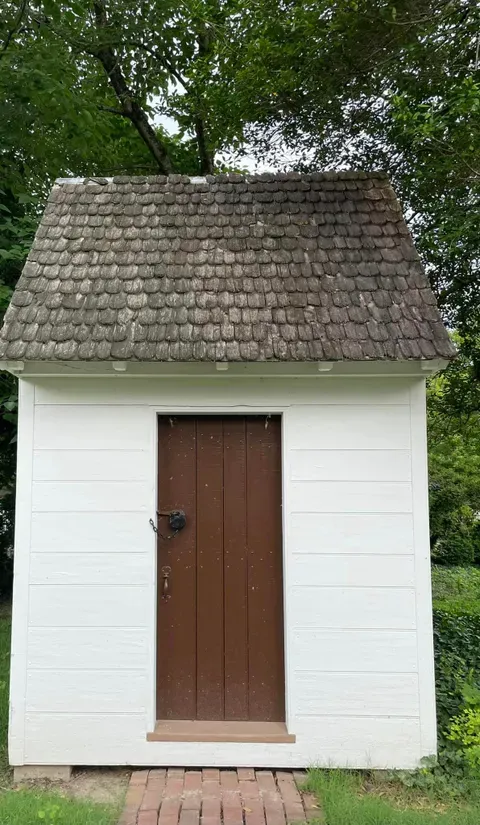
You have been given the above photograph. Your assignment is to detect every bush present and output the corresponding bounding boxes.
[432,597,480,790]
[433,600,480,727]
[432,566,480,602]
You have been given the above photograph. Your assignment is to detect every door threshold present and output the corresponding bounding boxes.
[147,720,296,743]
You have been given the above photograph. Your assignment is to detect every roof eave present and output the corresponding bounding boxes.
[0,358,450,379]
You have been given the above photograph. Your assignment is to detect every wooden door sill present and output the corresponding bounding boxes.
[147,720,296,743]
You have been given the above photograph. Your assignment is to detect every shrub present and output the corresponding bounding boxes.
[433,599,480,728]
[432,597,480,791]
[432,566,480,602]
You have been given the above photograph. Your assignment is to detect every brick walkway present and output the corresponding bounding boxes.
[119,769,317,825]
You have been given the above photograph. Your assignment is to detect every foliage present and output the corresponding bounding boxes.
[0,789,117,824]
[213,0,480,408]
[432,567,480,603]
[427,352,480,565]
[448,704,480,774]
[303,768,480,823]
[429,596,480,793]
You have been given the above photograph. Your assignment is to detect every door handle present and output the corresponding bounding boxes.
[161,565,171,600]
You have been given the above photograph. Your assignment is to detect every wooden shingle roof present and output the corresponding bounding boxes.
[0,172,455,362]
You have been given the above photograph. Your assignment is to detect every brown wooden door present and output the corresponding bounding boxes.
[156,415,284,722]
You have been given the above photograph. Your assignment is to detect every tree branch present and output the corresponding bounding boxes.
[98,104,130,116]
[92,0,174,174]
[0,0,28,61]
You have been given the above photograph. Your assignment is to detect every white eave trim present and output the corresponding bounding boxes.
[0,359,449,379]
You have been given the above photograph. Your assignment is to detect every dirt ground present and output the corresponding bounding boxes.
[16,766,130,805]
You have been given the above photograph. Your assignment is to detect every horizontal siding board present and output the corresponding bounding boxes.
[23,713,421,768]
[28,585,150,627]
[289,513,414,555]
[291,586,417,629]
[34,405,151,450]
[295,673,419,717]
[290,450,411,482]
[24,714,148,764]
[27,628,148,670]
[291,555,415,588]
[31,481,150,513]
[26,670,147,713]
[288,406,411,450]
[29,553,151,585]
[290,629,418,673]
[30,512,151,553]
[33,450,149,482]
[290,481,412,514]
[34,378,412,407]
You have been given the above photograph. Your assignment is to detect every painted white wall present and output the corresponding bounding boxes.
[9,375,436,769]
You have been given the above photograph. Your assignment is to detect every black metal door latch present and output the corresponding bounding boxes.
[149,509,187,540]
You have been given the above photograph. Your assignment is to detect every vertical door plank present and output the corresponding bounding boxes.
[246,416,285,722]
[223,417,249,720]
[156,416,197,719]
[196,417,224,720]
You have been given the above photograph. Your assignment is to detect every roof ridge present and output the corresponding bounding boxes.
[54,170,389,187]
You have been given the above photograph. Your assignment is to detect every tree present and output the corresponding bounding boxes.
[208,0,480,405]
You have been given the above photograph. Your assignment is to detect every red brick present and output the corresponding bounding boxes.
[256,771,276,792]
[165,770,185,799]
[159,796,181,825]
[202,769,220,781]
[179,808,200,825]
[220,770,239,790]
[131,770,150,786]
[263,788,286,825]
[184,771,203,792]
[138,812,158,825]
[201,798,221,819]
[243,797,266,825]
[238,768,255,781]
[168,768,185,779]
[239,780,260,800]
[140,788,163,812]
[223,793,243,825]
[202,779,221,799]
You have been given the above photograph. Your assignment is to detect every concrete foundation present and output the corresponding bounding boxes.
[13,765,72,782]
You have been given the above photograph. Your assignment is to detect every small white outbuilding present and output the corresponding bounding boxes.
[0,173,455,776]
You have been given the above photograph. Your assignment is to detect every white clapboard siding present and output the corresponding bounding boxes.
[291,586,417,629]
[31,481,150,513]
[289,512,414,555]
[23,713,422,769]
[9,374,435,770]
[295,672,420,717]
[29,553,151,586]
[34,377,412,407]
[26,670,148,713]
[287,406,411,450]
[27,627,148,670]
[33,450,149,482]
[290,450,412,482]
[290,481,412,514]
[34,405,151,450]
[28,585,151,627]
[291,554,416,588]
[290,629,418,673]
[30,512,152,553]
[24,713,147,764]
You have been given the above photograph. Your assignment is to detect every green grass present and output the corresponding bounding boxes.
[0,790,117,825]
[304,770,480,825]
[0,608,119,825]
